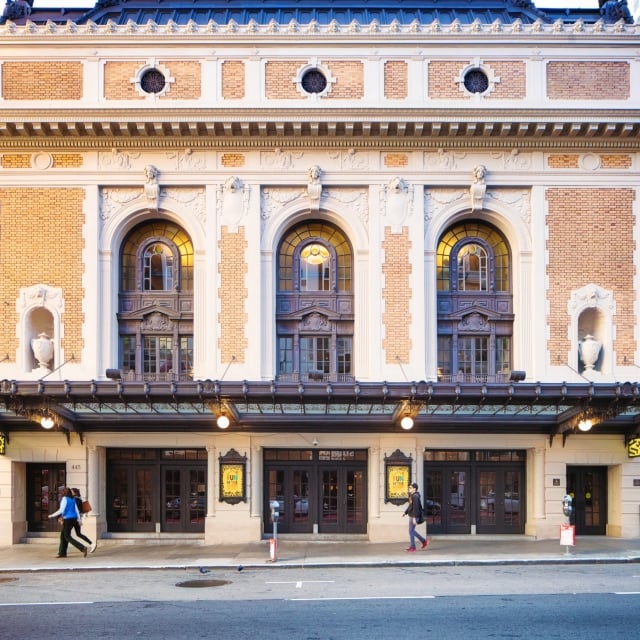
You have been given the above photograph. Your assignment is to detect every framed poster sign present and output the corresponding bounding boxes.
[219,448,247,504]
[384,449,412,505]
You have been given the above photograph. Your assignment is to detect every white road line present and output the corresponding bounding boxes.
[291,596,436,601]
[0,601,94,606]
[266,580,335,589]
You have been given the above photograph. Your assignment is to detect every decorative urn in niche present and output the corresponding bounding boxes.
[31,332,54,371]
[579,334,602,371]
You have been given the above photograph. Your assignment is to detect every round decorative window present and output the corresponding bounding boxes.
[140,68,167,94]
[463,68,489,94]
[301,68,328,95]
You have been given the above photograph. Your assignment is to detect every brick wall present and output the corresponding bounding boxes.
[548,155,580,169]
[265,60,306,99]
[384,154,409,168]
[382,227,412,364]
[546,188,636,366]
[324,61,364,99]
[384,60,408,99]
[221,153,246,168]
[1,154,83,169]
[218,227,248,364]
[2,62,82,100]
[0,188,85,361]
[547,62,629,100]
[265,60,364,99]
[104,61,145,100]
[222,61,245,99]
[428,60,525,99]
[104,60,201,100]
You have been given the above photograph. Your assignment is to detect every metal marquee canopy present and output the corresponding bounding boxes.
[1,378,639,448]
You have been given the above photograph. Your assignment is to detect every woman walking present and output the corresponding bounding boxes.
[48,487,89,558]
[71,488,96,553]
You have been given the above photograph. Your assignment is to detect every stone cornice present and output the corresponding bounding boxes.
[0,109,638,149]
[0,16,637,42]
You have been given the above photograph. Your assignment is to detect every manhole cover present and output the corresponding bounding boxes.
[176,579,230,588]
[0,577,17,584]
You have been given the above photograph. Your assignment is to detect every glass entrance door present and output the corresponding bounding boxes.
[318,466,366,534]
[426,468,471,534]
[163,467,207,533]
[265,467,312,534]
[263,449,368,535]
[26,463,66,532]
[567,466,607,535]
[477,468,523,533]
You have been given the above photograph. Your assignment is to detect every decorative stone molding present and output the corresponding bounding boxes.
[100,186,205,225]
[307,165,323,211]
[383,176,413,233]
[469,164,487,212]
[130,60,175,99]
[143,164,160,210]
[219,176,249,232]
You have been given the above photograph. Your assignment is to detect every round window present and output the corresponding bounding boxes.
[140,68,167,94]
[463,68,489,94]
[301,69,328,95]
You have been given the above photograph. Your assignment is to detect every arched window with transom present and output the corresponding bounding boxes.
[276,221,354,382]
[118,220,194,381]
[436,221,513,383]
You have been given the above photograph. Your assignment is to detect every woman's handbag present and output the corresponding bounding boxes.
[81,500,92,514]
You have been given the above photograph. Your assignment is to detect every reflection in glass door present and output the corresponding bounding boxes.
[319,467,365,534]
[426,468,471,534]
[263,449,368,535]
[567,466,607,535]
[478,468,523,533]
[26,464,66,532]
[163,467,206,532]
[265,468,312,534]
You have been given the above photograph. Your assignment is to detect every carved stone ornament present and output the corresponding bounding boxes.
[384,176,412,233]
[307,165,323,211]
[470,164,487,212]
[458,312,490,332]
[143,164,160,210]
[300,312,331,332]
[31,332,54,371]
[141,311,172,332]
[221,176,248,232]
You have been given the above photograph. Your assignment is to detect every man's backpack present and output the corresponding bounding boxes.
[415,493,425,524]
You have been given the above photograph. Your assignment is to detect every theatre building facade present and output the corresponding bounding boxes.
[1,0,640,546]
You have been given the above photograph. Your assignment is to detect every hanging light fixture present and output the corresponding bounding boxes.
[301,244,329,265]
[578,418,593,432]
[400,415,414,430]
[216,414,230,429]
[40,414,55,430]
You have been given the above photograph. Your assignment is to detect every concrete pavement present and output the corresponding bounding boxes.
[1,535,639,572]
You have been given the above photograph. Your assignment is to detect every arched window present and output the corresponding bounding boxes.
[436,221,513,383]
[276,221,354,382]
[278,221,351,293]
[300,243,331,291]
[143,242,174,291]
[120,221,193,292]
[437,221,509,292]
[118,220,194,381]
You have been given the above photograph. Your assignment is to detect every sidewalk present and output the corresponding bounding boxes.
[1,536,639,572]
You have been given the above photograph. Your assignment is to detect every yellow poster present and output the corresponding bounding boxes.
[387,464,410,500]
[221,463,244,498]
[628,436,640,458]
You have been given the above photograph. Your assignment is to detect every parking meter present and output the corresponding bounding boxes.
[562,494,573,518]
[269,500,280,562]
[270,500,280,524]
